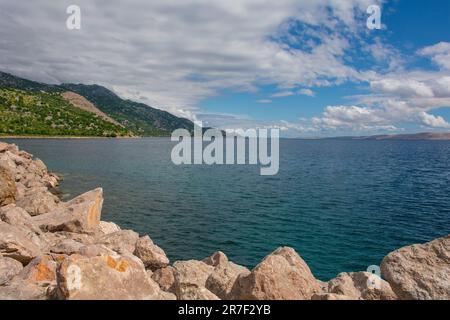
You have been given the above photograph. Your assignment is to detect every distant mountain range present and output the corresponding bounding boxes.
[323,132,450,141]
[0,71,194,137]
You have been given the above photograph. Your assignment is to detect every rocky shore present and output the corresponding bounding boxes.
[0,141,449,300]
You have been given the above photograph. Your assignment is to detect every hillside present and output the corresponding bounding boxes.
[0,88,129,137]
[363,132,450,140]
[0,71,194,137]
[60,91,122,127]
[60,84,194,136]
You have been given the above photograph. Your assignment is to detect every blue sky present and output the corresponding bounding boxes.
[1,0,450,137]
[196,0,450,136]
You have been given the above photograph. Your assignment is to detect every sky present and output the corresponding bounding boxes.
[0,0,449,137]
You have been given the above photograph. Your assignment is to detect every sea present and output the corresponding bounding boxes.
[4,138,450,280]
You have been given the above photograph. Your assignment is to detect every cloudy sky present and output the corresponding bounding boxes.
[1,0,449,137]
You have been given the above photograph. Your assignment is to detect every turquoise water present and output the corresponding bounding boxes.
[5,138,450,280]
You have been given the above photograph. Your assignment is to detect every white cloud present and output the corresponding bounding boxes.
[270,91,294,98]
[371,79,434,98]
[257,99,272,104]
[298,88,315,97]
[311,105,393,131]
[418,42,450,70]
[418,112,450,128]
[0,0,383,120]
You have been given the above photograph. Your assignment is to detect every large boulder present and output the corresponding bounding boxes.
[16,255,57,286]
[0,165,17,206]
[0,280,48,300]
[0,221,41,264]
[0,256,23,285]
[134,235,169,270]
[0,142,10,153]
[229,247,322,300]
[203,251,229,267]
[312,293,358,300]
[49,239,85,255]
[0,204,41,234]
[152,266,176,292]
[203,252,250,299]
[326,272,397,300]
[172,260,218,300]
[77,244,116,258]
[15,189,60,216]
[381,235,450,300]
[96,229,139,254]
[32,188,103,233]
[97,221,121,235]
[55,254,164,300]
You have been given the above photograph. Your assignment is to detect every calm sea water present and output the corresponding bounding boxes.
[4,138,450,280]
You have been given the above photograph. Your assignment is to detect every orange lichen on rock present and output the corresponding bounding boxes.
[106,256,117,269]
[116,260,130,272]
[34,262,55,282]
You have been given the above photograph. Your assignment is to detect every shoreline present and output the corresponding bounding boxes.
[0,135,143,139]
[1,140,449,300]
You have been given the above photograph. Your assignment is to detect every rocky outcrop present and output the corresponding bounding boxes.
[229,247,322,300]
[0,165,16,206]
[134,235,169,271]
[97,221,121,235]
[96,229,139,254]
[204,251,250,299]
[1,141,450,300]
[152,266,176,292]
[32,188,103,233]
[55,254,163,300]
[325,272,397,300]
[171,260,218,300]
[0,257,23,285]
[381,235,450,300]
[0,221,41,264]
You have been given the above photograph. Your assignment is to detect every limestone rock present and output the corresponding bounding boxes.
[152,266,176,291]
[78,244,116,257]
[50,239,85,255]
[97,221,121,235]
[312,293,358,300]
[33,188,103,233]
[16,190,60,216]
[0,280,48,300]
[327,272,397,300]
[0,165,17,206]
[16,255,57,286]
[0,142,10,153]
[381,235,450,300]
[97,229,139,254]
[0,256,23,285]
[203,251,228,267]
[172,260,218,300]
[56,254,162,300]
[229,247,321,300]
[0,204,41,234]
[179,286,220,300]
[0,221,41,264]
[204,252,250,299]
[134,235,169,270]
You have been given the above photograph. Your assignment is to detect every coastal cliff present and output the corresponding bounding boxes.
[0,141,449,300]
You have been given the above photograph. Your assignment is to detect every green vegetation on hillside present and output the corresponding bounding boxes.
[0,88,130,137]
[0,71,195,137]
[61,84,194,136]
